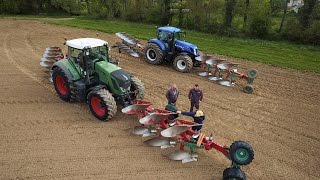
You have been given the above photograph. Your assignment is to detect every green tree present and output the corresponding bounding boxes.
[224,0,237,28]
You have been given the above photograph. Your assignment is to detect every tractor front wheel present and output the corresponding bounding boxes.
[229,141,254,166]
[130,76,145,101]
[223,167,246,180]
[144,43,163,65]
[87,89,117,121]
[52,67,72,101]
[173,55,193,73]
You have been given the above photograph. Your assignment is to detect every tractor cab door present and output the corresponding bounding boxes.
[68,47,85,71]
[158,31,174,53]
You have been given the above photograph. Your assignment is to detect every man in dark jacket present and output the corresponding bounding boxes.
[188,84,203,112]
[166,84,179,104]
[177,109,205,131]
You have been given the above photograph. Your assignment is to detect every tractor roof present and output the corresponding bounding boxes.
[66,38,108,49]
[158,26,181,33]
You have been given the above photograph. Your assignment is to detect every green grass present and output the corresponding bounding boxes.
[5,16,319,73]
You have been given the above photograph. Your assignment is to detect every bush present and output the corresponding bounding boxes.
[305,20,320,45]
[282,18,304,42]
[248,16,271,38]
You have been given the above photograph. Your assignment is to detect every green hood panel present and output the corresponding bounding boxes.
[95,61,130,95]
[95,61,121,73]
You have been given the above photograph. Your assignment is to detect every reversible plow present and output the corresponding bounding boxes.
[196,55,258,93]
[39,47,64,82]
[122,100,254,180]
[115,32,143,58]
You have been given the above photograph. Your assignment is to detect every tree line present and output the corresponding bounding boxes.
[1,0,319,45]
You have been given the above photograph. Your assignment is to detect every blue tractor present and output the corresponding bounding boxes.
[144,26,200,73]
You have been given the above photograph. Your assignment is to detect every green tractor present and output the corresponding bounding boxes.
[49,38,144,121]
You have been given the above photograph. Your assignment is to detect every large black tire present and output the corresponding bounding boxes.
[130,76,145,100]
[52,67,72,102]
[243,84,254,94]
[223,167,246,180]
[87,88,117,121]
[247,68,258,79]
[229,141,254,166]
[173,54,193,73]
[144,43,164,65]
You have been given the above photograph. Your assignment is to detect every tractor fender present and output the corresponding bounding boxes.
[176,52,192,58]
[52,60,81,81]
[148,39,166,52]
[86,85,107,98]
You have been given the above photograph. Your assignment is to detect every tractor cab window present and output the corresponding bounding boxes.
[69,47,85,69]
[158,31,173,43]
[174,32,181,41]
[88,45,108,61]
[69,47,82,59]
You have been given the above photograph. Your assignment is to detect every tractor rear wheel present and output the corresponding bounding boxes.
[87,89,117,121]
[52,67,72,101]
[131,76,145,101]
[144,43,163,65]
[223,167,246,180]
[229,141,254,166]
[173,55,193,73]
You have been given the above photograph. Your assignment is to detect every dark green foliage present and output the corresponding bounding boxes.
[248,16,271,38]
[0,0,319,45]
[304,20,320,45]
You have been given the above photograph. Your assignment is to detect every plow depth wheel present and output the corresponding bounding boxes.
[223,167,246,180]
[144,43,163,65]
[247,68,258,79]
[173,55,193,73]
[229,141,254,166]
[52,67,72,101]
[87,89,117,121]
[243,85,254,94]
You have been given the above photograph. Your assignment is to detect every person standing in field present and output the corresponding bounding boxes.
[166,84,179,104]
[188,84,203,112]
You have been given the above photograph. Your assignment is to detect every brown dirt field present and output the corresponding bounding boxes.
[0,19,319,180]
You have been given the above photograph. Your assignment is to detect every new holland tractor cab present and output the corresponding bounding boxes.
[51,38,144,121]
[144,26,200,73]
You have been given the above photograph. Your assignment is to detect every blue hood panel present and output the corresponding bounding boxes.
[175,40,198,55]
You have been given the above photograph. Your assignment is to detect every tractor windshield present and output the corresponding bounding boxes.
[158,31,173,43]
[89,45,109,61]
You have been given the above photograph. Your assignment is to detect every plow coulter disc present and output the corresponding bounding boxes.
[139,113,172,125]
[206,59,225,66]
[117,43,140,58]
[116,32,127,39]
[195,55,214,62]
[40,58,57,63]
[168,150,198,162]
[132,126,150,135]
[40,61,54,68]
[208,76,222,81]
[161,126,191,138]
[198,72,210,77]
[217,80,235,87]
[217,63,238,70]
[121,104,150,115]
[145,137,171,147]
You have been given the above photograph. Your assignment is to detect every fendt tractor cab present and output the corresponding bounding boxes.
[144,26,201,73]
[51,38,144,121]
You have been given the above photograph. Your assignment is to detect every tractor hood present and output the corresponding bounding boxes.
[175,40,199,56]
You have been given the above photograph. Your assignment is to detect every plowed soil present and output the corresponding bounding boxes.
[0,19,319,180]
